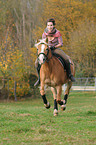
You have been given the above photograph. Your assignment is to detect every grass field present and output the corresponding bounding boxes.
[0,91,96,145]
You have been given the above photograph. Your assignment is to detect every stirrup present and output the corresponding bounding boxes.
[34,79,40,86]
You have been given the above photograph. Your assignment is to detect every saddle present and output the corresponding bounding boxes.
[52,53,66,71]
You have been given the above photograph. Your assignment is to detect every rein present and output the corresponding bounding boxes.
[38,47,53,63]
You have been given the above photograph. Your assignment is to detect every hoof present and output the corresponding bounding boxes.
[61,100,66,111]
[53,109,58,116]
[44,102,50,109]
[61,104,66,111]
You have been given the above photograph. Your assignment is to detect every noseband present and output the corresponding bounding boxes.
[38,47,49,57]
[38,46,51,63]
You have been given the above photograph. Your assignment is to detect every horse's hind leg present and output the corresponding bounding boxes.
[64,80,72,103]
[61,80,72,111]
[51,87,58,116]
[55,85,66,110]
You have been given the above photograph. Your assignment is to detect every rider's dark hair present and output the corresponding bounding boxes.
[46,18,56,26]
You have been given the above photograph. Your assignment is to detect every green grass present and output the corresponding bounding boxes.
[0,91,96,145]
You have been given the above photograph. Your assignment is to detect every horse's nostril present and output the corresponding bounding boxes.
[43,58,45,61]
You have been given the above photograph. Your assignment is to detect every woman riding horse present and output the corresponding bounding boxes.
[34,18,75,86]
[35,38,75,116]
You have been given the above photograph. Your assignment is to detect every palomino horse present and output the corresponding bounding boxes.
[35,38,75,116]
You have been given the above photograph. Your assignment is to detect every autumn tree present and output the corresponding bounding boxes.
[68,20,96,77]
[35,0,96,77]
[0,0,96,98]
[0,0,44,98]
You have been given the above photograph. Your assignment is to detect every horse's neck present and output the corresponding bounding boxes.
[43,61,52,70]
[43,56,55,72]
[42,51,55,72]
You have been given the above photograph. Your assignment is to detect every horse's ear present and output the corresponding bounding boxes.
[34,39,39,48]
[35,39,39,43]
[46,38,48,43]
[34,44,37,48]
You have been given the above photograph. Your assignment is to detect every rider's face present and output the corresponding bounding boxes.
[47,22,54,32]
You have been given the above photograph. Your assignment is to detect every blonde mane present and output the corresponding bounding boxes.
[35,39,48,47]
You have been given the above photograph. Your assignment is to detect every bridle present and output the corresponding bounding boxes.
[37,43,52,63]
[38,46,49,58]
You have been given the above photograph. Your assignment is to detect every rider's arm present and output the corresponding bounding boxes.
[55,36,63,48]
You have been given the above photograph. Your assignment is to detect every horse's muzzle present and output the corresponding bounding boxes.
[38,53,46,64]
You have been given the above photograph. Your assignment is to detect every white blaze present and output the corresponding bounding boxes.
[41,44,45,52]
[39,44,45,64]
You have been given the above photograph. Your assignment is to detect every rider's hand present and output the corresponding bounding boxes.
[50,46,56,50]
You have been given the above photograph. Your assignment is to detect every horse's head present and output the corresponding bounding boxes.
[35,38,51,64]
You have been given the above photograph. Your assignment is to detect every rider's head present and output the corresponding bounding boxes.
[46,18,56,26]
[46,18,56,32]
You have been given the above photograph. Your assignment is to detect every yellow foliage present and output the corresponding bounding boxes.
[35,0,96,47]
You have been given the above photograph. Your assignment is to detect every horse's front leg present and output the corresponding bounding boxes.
[56,85,66,110]
[56,85,62,103]
[40,81,50,109]
[51,87,58,116]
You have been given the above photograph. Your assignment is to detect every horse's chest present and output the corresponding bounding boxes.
[45,79,56,87]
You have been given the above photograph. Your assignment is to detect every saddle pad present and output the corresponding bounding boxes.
[52,53,66,71]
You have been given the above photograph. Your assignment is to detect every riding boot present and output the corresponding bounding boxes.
[34,64,41,86]
[66,62,75,82]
